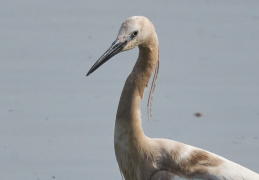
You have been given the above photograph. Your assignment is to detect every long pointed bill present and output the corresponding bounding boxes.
[86,39,128,76]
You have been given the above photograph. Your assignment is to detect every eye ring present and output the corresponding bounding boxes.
[132,30,139,37]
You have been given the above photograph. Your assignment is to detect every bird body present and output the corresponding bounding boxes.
[87,16,259,180]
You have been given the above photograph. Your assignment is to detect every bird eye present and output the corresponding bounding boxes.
[132,30,139,37]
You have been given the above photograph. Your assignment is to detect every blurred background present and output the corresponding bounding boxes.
[0,0,259,179]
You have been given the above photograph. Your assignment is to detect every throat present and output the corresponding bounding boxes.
[114,35,159,145]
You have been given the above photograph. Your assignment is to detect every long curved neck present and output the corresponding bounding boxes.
[115,34,159,143]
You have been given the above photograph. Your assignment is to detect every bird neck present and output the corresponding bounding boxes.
[115,34,159,144]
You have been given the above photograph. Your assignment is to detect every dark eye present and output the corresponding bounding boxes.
[132,30,139,37]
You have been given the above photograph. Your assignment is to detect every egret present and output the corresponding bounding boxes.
[87,16,259,180]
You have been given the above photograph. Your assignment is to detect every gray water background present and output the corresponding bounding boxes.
[1,1,259,179]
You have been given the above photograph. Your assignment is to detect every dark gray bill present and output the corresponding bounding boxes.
[86,40,128,76]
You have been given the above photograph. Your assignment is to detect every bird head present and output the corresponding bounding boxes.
[86,16,155,76]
